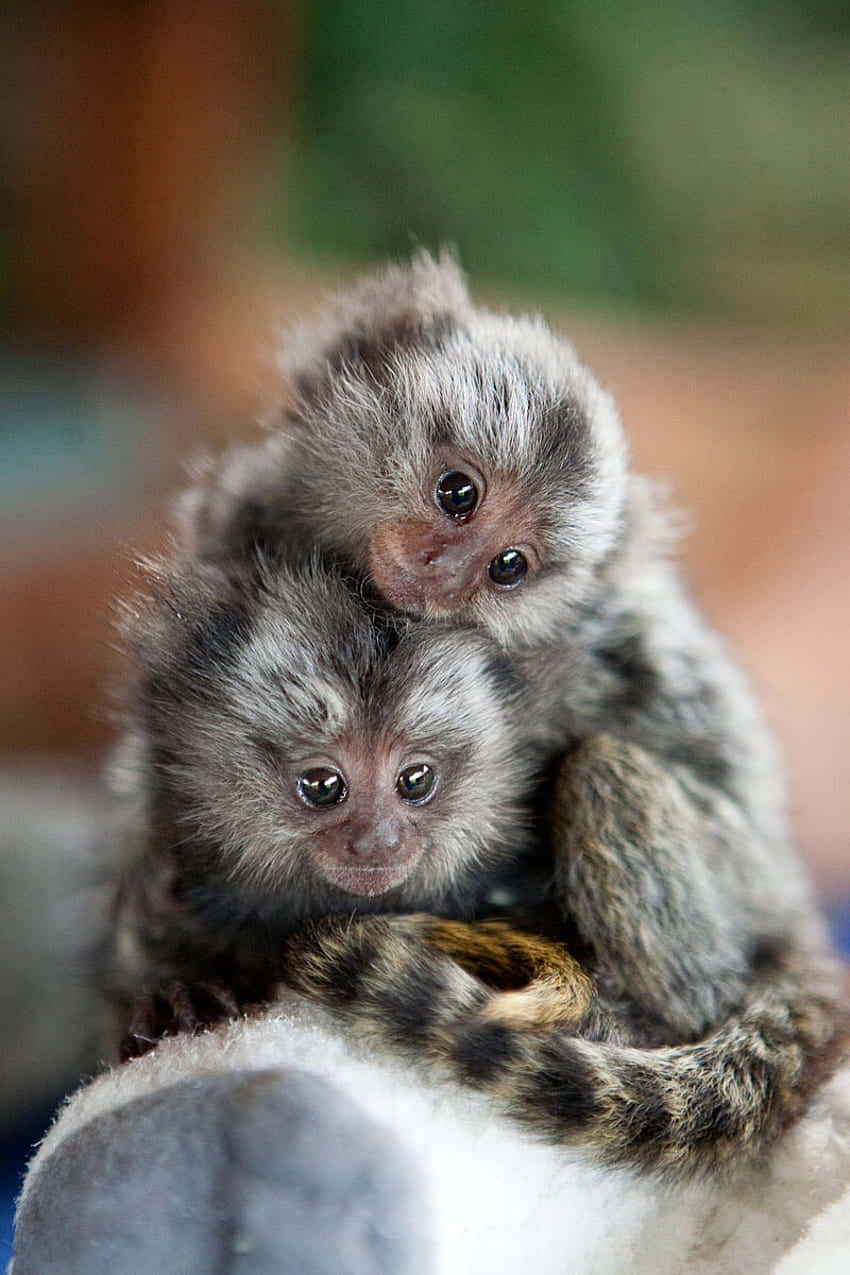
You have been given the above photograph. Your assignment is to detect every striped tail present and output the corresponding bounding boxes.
[282,917,849,1179]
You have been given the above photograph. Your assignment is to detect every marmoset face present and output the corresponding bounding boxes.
[182,254,631,650]
[127,558,530,909]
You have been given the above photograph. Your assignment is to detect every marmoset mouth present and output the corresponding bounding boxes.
[317,854,420,899]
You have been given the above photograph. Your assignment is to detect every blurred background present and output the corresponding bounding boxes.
[1,0,848,1255]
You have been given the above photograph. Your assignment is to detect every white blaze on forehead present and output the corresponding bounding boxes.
[384,308,625,471]
[394,635,505,745]
[232,614,354,738]
[389,338,538,470]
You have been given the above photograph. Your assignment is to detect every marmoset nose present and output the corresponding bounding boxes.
[418,544,441,567]
[413,532,457,567]
[343,820,402,860]
[410,533,481,590]
[370,519,483,611]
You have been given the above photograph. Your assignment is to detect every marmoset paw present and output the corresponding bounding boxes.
[120,979,243,1060]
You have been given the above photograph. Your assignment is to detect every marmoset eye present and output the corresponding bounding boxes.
[489,549,528,588]
[436,471,478,519]
[396,763,437,804]
[297,767,348,808]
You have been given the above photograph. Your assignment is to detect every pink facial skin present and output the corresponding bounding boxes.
[368,476,541,616]
[296,738,437,898]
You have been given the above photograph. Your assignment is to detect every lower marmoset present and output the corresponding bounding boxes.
[109,552,591,1046]
[108,548,847,1179]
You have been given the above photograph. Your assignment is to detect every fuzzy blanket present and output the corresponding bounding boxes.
[11,996,850,1274]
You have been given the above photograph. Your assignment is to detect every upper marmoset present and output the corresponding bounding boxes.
[123,252,846,1176]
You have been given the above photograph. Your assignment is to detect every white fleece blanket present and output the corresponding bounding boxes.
[16,997,850,1275]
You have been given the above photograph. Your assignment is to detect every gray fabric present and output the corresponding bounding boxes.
[0,766,107,1119]
[13,1067,430,1275]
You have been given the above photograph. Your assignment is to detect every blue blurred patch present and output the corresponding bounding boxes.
[0,1108,56,1266]
[0,356,147,520]
[826,900,850,958]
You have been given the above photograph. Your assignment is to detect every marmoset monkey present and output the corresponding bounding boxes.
[109,553,591,1055]
[164,252,847,1175]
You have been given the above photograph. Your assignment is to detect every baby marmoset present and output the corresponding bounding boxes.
[168,251,847,1174]
[110,553,593,1055]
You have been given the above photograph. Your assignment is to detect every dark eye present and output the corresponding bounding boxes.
[396,763,436,804]
[488,549,528,588]
[297,767,347,808]
[436,471,478,519]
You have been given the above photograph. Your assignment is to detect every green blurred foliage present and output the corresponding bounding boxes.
[286,0,850,322]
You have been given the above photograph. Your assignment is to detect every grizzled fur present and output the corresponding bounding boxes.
[126,252,847,1176]
[109,552,574,1029]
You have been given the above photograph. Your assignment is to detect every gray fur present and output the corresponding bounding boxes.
[109,552,535,1021]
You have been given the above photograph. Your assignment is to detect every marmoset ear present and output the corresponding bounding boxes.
[278,247,471,396]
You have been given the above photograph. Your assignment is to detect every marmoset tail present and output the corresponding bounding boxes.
[281,913,847,1179]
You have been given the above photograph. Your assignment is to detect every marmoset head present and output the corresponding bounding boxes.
[184,251,629,648]
[121,555,529,912]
